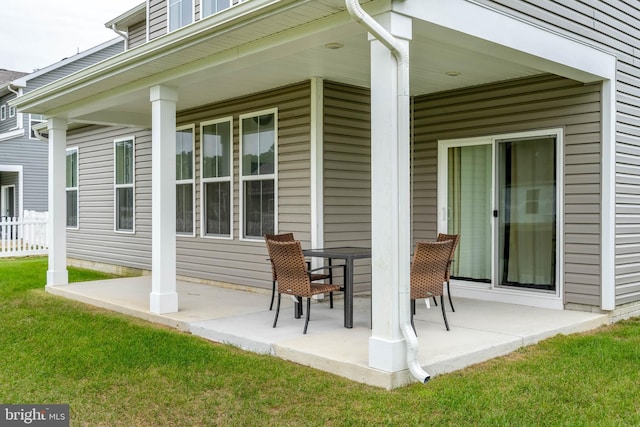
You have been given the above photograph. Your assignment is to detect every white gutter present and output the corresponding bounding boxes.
[111,25,129,50]
[345,0,429,384]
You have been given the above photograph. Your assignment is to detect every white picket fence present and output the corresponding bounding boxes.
[0,211,48,257]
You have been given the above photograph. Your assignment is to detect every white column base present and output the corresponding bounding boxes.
[368,336,408,372]
[46,270,69,286]
[150,292,179,314]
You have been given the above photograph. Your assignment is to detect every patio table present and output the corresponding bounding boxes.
[302,247,372,328]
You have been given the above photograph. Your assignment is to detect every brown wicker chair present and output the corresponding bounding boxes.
[266,240,341,334]
[437,233,460,312]
[410,240,454,332]
[265,233,332,312]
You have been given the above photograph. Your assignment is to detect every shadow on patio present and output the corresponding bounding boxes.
[46,276,608,389]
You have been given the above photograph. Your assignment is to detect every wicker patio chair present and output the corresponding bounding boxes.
[265,233,333,312]
[267,240,341,334]
[410,240,454,332]
[437,233,460,312]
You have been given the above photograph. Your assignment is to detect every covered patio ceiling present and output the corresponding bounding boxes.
[15,0,547,129]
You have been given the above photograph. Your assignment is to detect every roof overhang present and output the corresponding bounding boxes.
[105,2,147,32]
[11,0,615,129]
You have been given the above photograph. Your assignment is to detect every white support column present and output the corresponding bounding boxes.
[310,77,324,254]
[149,85,179,314]
[46,118,69,286]
[368,13,413,372]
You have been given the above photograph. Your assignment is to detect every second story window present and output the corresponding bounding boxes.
[168,0,193,32]
[0,105,6,121]
[8,105,15,118]
[30,114,45,139]
[202,0,231,18]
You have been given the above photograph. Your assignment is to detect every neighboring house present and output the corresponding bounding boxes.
[1,69,31,219]
[11,0,640,377]
[0,39,125,221]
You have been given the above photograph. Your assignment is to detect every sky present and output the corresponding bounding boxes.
[1,0,144,73]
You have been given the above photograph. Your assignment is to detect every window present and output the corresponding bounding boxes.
[114,137,135,232]
[240,109,277,239]
[202,0,231,18]
[201,118,232,238]
[66,148,79,228]
[176,125,195,235]
[168,0,193,31]
[8,105,15,118]
[0,105,6,121]
[29,114,45,139]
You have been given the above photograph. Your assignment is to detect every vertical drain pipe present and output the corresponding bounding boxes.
[345,0,429,383]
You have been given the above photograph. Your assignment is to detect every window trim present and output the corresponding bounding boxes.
[8,105,15,118]
[66,147,79,230]
[176,124,196,237]
[167,0,194,32]
[0,105,6,121]
[239,108,278,241]
[114,136,136,234]
[200,116,233,240]
[201,0,233,19]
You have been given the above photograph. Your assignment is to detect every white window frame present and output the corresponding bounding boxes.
[176,124,196,237]
[168,0,194,32]
[8,105,15,118]
[200,117,233,240]
[0,105,6,121]
[114,136,136,234]
[201,0,233,18]
[66,147,79,230]
[239,108,278,241]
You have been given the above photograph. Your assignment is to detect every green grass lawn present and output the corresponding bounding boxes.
[1,257,640,426]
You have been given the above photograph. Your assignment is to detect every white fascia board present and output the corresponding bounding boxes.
[0,129,25,142]
[396,0,617,82]
[11,0,303,112]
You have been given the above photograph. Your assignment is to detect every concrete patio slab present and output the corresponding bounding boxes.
[46,276,610,389]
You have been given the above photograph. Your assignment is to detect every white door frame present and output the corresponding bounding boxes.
[0,165,23,218]
[437,128,564,310]
[1,184,16,218]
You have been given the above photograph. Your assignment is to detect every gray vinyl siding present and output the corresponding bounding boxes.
[128,20,147,49]
[323,81,372,291]
[175,81,312,288]
[23,41,124,93]
[476,0,640,306]
[0,93,18,134]
[412,74,602,307]
[148,0,168,40]
[67,126,152,270]
[68,82,313,289]
[0,138,48,212]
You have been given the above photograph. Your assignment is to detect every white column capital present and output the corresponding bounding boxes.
[367,11,412,42]
[47,117,68,131]
[150,85,178,103]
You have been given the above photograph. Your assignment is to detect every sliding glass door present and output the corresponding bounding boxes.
[440,131,559,294]
[497,137,556,290]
